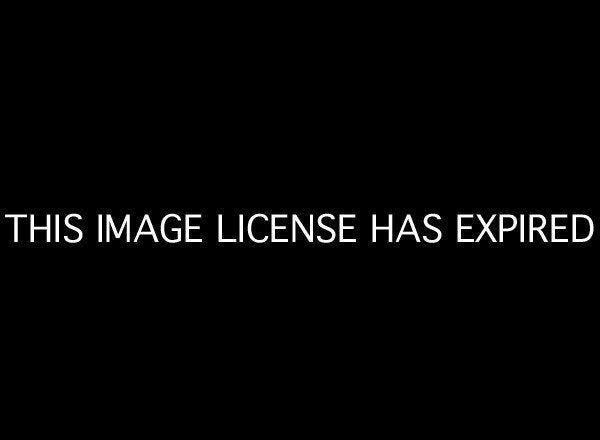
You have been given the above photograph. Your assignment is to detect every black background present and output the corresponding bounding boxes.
[1,6,597,434]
